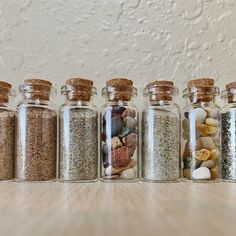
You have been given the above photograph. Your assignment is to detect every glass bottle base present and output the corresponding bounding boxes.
[141,178,181,183]
[58,179,98,183]
[223,178,236,183]
[101,177,139,183]
[182,178,222,183]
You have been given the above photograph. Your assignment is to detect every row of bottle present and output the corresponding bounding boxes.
[0,77,235,182]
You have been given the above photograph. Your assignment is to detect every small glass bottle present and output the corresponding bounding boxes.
[16,79,57,181]
[141,80,181,182]
[59,78,98,182]
[101,78,138,182]
[182,78,221,182]
[0,81,15,181]
[221,82,236,182]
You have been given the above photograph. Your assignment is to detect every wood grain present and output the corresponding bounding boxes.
[0,182,235,236]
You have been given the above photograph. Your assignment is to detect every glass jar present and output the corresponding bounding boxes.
[221,82,236,182]
[59,78,98,182]
[141,80,181,182]
[182,78,221,182]
[101,78,138,182]
[0,81,15,181]
[16,79,57,181]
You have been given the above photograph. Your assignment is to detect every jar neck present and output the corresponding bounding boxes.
[147,99,175,106]
[21,97,51,106]
[104,99,132,107]
[64,99,93,107]
[186,95,216,105]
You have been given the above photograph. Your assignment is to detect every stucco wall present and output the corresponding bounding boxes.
[0,0,236,107]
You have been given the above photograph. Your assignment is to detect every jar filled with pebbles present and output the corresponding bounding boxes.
[221,82,236,182]
[16,79,57,181]
[182,78,221,182]
[59,78,98,182]
[101,78,138,182]
[141,80,181,182]
[0,81,16,181]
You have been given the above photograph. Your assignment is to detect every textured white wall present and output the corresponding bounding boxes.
[0,0,236,107]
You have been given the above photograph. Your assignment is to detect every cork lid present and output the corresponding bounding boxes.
[187,78,214,88]
[20,78,53,100]
[62,77,96,101]
[221,82,236,103]
[144,80,177,102]
[0,81,13,103]
[226,82,236,90]
[103,78,136,101]
[106,78,133,88]
[184,78,219,102]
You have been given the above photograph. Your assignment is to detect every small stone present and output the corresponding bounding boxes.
[183,142,190,158]
[103,174,120,180]
[195,138,203,150]
[205,118,219,127]
[120,168,136,179]
[111,136,123,149]
[200,160,215,168]
[210,166,219,179]
[102,144,109,168]
[205,108,218,118]
[200,137,215,149]
[123,116,137,129]
[194,159,203,169]
[111,146,131,168]
[183,157,191,168]
[122,133,137,157]
[113,105,126,114]
[122,108,136,118]
[119,127,136,138]
[105,165,120,175]
[192,167,211,179]
[197,123,218,136]
[182,119,189,132]
[182,132,189,140]
[111,116,123,137]
[194,149,211,161]
[209,149,220,163]
[191,108,207,123]
[183,168,191,178]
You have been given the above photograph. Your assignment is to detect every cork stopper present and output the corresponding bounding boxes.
[226,82,236,90]
[63,78,94,101]
[145,80,176,102]
[0,81,12,103]
[104,78,135,101]
[187,78,214,88]
[21,78,53,100]
[185,78,217,102]
[224,82,236,103]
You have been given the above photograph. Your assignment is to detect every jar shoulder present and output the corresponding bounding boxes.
[221,103,236,113]
[17,102,57,114]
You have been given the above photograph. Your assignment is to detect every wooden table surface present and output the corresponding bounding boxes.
[0,182,235,236]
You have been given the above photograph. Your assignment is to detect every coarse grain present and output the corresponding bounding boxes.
[59,108,98,181]
[142,108,180,182]
[16,106,57,181]
[0,108,15,180]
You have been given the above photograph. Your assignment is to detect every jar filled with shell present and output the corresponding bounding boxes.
[16,79,57,181]
[221,82,236,182]
[141,80,181,182]
[101,78,138,182]
[182,78,221,182]
[0,81,16,181]
[59,78,98,182]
